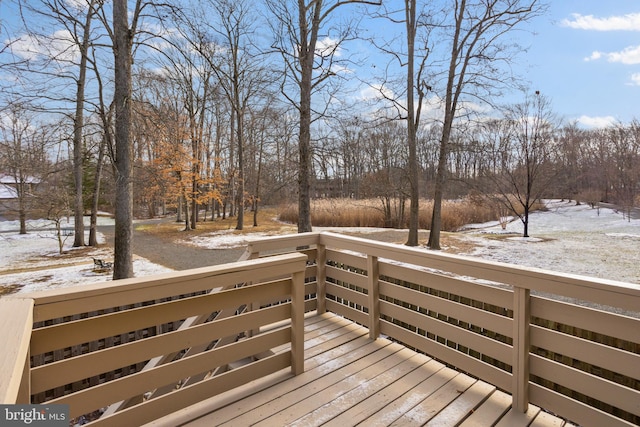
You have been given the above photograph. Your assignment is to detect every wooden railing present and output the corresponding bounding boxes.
[0,253,308,426]
[1,231,639,426]
[244,232,640,427]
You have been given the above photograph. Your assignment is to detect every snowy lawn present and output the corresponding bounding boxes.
[0,217,172,295]
[1,200,639,296]
[457,200,640,284]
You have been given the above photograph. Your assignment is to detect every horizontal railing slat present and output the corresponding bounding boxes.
[30,304,291,394]
[379,280,513,338]
[325,248,368,270]
[530,354,640,416]
[531,296,640,343]
[380,300,512,366]
[325,282,368,308]
[324,300,368,326]
[325,265,368,289]
[379,319,512,392]
[379,261,514,310]
[49,328,292,419]
[31,278,291,355]
[530,325,640,381]
[26,254,307,322]
[529,384,637,427]
[93,352,292,427]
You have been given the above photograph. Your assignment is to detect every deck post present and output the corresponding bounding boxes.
[18,347,31,404]
[367,255,380,340]
[0,298,33,404]
[512,286,530,412]
[316,243,327,314]
[291,269,306,375]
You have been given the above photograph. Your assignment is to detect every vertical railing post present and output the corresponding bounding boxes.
[291,269,305,375]
[0,298,33,405]
[512,286,530,412]
[367,255,380,340]
[18,347,31,404]
[316,243,327,314]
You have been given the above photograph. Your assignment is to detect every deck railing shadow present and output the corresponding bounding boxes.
[1,231,639,426]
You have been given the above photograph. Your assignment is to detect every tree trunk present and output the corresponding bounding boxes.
[405,0,419,246]
[72,1,95,248]
[296,1,320,234]
[89,136,105,246]
[112,0,134,279]
[236,106,244,230]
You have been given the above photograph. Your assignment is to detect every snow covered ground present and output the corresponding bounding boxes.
[0,217,172,294]
[1,200,639,296]
[458,200,640,284]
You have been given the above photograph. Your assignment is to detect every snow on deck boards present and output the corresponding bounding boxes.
[153,312,570,427]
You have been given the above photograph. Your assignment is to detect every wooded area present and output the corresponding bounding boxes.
[1,0,639,277]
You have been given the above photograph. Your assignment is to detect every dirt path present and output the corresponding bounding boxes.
[99,222,245,270]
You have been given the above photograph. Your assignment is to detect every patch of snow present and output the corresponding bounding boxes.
[187,230,277,249]
[3,259,172,294]
[458,200,640,284]
[0,215,172,295]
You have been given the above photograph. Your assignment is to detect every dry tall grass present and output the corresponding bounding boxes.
[278,197,526,231]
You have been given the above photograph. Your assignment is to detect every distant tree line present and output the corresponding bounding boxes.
[3,0,639,277]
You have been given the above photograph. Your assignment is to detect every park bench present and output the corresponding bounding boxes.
[92,258,113,271]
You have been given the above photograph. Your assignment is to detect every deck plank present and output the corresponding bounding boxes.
[322,354,439,427]
[214,340,400,425]
[495,405,541,427]
[458,389,512,427]
[150,313,568,427]
[358,367,458,425]
[253,344,413,426]
[529,410,567,427]
[424,380,497,426]
[288,352,433,426]
[388,373,477,426]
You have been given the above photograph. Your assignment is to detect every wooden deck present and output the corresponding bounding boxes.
[150,313,572,427]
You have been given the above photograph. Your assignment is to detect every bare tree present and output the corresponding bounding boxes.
[266,0,381,233]
[196,0,271,230]
[403,0,431,246]
[427,0,544,249]
[483,91,558,237]
[0,102,53,234]
[608,121,640,219]
[11,0,105,246]
[110,0,141,279]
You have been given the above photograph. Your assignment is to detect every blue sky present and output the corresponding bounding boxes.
[519,1,640,127]
[1,0,639,129]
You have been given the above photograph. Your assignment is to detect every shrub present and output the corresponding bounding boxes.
[278,197,501,232]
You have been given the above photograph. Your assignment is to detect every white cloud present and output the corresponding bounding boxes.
[577,115,617,129]
[561,13,640,31]
[316,37,342,58]
[64,0,90,13]
[584,45,640,64]
[604,45,640,64]
[8,30,79,63]
[584,51,602,61]
[630,73,640,86]
[359,84,395,101]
